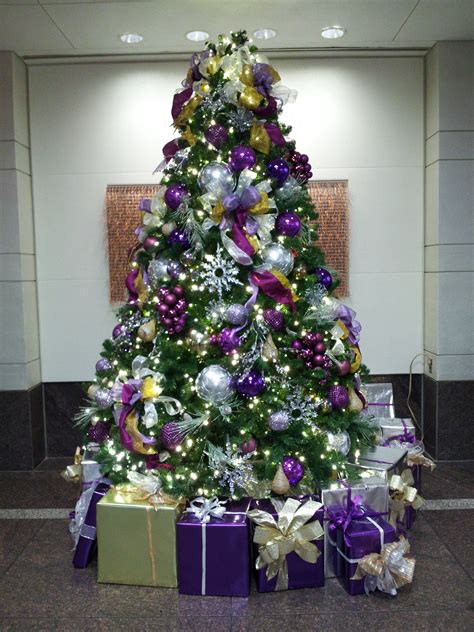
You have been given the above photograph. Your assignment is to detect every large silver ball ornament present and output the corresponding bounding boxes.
[195,364,233,405]
[326,431,351,456]
[268,410,290,432]
[261,243,294,276]
[95,387,114,410]
[147,258,170,285]
[198,162,235,197]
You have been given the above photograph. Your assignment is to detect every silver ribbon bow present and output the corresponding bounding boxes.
[187,496,227,523]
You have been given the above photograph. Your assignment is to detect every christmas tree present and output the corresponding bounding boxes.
[77,31,375,499]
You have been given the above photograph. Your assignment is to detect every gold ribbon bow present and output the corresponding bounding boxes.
[352,536,416,595]
[61,446,82,483]
[389,469,424,527]
[248,498,324,591]
[407,452,435,471]
[114,474,180,508]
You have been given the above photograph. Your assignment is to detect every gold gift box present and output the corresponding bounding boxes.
[97,488,184,587]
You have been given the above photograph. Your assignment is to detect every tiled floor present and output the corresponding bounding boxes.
[0,462,473,631]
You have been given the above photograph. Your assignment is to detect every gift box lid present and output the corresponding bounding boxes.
[343,514,396,558]
[349,445,407,472]
[99,487,184,512]
[320,477,388,516]
[178,497,251,527]
[361,383,395,418]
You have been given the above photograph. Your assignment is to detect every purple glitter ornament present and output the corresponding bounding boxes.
[167,229,191,249]
[236,370,266,398]
[164,183,188,210]
[218,328,241,354]
[268,410,290,431]
[312,266,332,289]
[229,145,256,171]
[160,422,183,450]
[112,324,127,339]
[282,455,304,485]
[266,157,290,186]
[275,211,301,237]
[263,308,284,331]
[241,436,257,454]
[167,260,183,279]
[95,358,112,374]
[88,421,110,444]
[328,384,349,410]
[205,123,229,148]
[226,304,248,326]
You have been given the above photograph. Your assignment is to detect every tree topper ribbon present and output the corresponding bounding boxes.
[389,469,424,527]
[352,536,416,596]
[248,498,323,591]
[186,496,227,523]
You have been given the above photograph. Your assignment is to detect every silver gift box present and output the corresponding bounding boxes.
[320,476,389,578]
[378,417,416,443]
[81,443,102,490]
[349,445,407,481]
[361,383,395,418]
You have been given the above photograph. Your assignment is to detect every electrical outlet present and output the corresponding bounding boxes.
[427,357,433,374]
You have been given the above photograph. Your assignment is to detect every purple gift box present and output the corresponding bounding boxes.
[335,514,396,596]
[251,497,325,592]
[177,497,251,597]
[72,481,110,569]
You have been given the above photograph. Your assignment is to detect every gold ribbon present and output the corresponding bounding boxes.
[407,453,435,470]
[124,411,157,455]
[174,95,203,127]
[248,498,324,591]
[350,345,361,373]
[249,191,270,215]
[239,86,264,110]
[249,120,271,155]
[239,64,254,86]
[271,269,299,303]
[389,469,424,527]
[352,536,416,595]
[181,125,197,146]
[61,446,82,483]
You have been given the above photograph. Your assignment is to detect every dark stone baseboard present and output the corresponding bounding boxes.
[0,385,45,470]
[423,375,474,461]
[0,373,470,469]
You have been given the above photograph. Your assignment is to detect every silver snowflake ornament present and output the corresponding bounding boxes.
[199,245,243,300]
[284,388,319,429]
[206,439,257,495]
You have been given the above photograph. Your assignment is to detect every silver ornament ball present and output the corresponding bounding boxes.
[261,243,294,276]
[195,364,233,405]
[226,304,248,326]
[148,258,170,285]
[198,162,235,197]
[95,387,114,410]
[268,410,290,432]
[326,431,351,456]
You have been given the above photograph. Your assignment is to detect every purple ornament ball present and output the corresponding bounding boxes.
[95,358,112,374]
[160,422,183,450]
[312,266,332,289]
[167,229,191,249]
[335,359,351,376]
[229,145,256,171]
[282,455,304,485]
[328,384,349,410]
[226,304,248,326]
[164,183,188,210]
[88,421,110,444]
[112,324,127,339]
[218,328,241,354]
[205,123,229,148]
[275,211,301,237]
[267,157,290,186]
[263,308,284,331]
[236,370,266,398]
[143,236,160,252]
[241,436,257,454]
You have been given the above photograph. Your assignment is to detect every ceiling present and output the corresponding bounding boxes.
[0,0,473,60]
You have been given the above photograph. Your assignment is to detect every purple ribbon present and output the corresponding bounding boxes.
[382,420,416,446]
[264,123,286,146]
[337,304,362,345]
[222,185,262,257]
[252,63,274,97]
[171,86,193,120]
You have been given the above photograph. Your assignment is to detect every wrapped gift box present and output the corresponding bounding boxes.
[361,383,395,419]
[349,445,407,481]
[250,496,324,592]
[320,477,388,578]
[335,513,397,596]
[71,481,110,569]
[177,497,251,597]
[378,418,416,444]
[97,488,184,587]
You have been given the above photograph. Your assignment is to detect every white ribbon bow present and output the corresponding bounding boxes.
[187,496,227,523]
[127,471,162,496]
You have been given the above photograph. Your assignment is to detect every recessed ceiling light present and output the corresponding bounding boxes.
[253,28,277,40]
[186,30,209,42]
[321,26,346,39]
[120,33,144,44]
